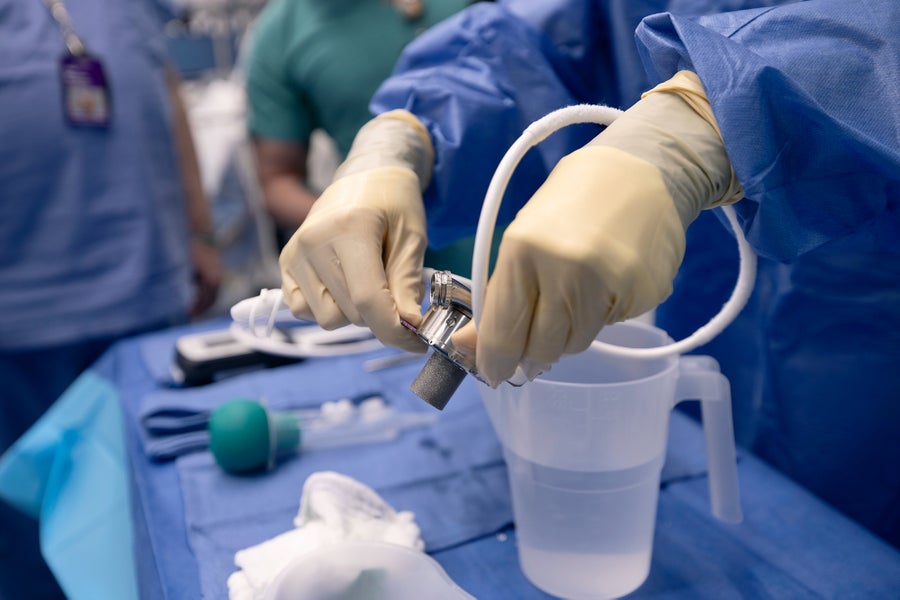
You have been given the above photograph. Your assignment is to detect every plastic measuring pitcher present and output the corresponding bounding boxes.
[479,320,741,600]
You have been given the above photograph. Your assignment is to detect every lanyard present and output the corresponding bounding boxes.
[41,0,87,56]
[41,0,112,127]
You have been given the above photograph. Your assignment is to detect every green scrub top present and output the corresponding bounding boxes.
[247,0,468,157]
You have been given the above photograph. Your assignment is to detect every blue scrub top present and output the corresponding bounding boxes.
[370,0,900,546]
[0,0,192,351]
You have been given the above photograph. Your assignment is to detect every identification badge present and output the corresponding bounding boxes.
[60,53,111,127]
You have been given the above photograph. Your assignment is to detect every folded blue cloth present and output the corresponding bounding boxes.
[143,430,211,461]
[142,408,210,436]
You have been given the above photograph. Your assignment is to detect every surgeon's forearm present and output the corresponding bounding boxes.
[253,137,319,230]
[261,175,319,230]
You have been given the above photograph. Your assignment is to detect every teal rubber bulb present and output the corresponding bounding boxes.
[208,399,301,474]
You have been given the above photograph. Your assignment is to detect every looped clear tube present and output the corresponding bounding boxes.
[470,104,757,359]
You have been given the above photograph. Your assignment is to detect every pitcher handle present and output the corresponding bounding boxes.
[674,356,743,524]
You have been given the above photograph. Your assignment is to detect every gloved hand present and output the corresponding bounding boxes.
[279,110,434,352]
[455,71,744,386]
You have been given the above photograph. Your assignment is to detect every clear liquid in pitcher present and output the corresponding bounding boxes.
[505,449,664,600]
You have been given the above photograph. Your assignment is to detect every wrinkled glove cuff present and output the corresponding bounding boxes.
[642,71,744,208]
[335,110,435,189]
[589,70,743,230]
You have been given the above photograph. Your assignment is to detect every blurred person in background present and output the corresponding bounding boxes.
[0,0,221,597]
[246,0,496,274]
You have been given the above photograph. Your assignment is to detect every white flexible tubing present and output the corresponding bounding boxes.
[471,104,757,359]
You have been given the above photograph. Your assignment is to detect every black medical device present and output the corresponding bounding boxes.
[172,328,302,386]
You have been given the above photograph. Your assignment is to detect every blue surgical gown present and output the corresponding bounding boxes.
[371,0,900,546]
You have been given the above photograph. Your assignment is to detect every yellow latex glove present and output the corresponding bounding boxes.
[456,71,744,386]
[279,110,433,352]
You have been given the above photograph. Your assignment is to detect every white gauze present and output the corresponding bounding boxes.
[227,471,422,600]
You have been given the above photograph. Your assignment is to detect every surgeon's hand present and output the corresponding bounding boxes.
[279,110,434,353]
[458,71,744,386]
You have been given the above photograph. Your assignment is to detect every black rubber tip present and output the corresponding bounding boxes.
[409,352,468,410]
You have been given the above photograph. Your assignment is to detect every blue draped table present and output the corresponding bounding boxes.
[2,320,899,599]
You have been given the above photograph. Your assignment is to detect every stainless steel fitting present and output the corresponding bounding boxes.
[405,270,485,410]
